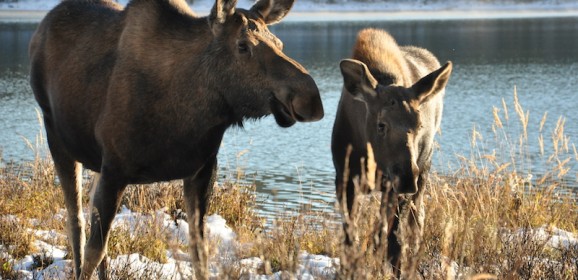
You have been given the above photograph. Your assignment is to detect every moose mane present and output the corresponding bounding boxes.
[352,28,412,87]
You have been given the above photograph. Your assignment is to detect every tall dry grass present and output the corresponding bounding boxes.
[324,88,578,279]
[0,89,577,279]
[415,89,578,279]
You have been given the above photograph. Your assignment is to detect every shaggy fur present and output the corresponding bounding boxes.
[29,0,323,279]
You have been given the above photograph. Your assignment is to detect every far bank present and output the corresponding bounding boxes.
[2,9,578,23]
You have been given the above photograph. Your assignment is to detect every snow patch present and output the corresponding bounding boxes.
[206,214,236,243]
[511,225,578,249]
[2,208,576,279]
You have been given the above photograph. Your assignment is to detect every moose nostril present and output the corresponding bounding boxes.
[291,95,324,122]
[292,98,307,121]
[275,74,323,123]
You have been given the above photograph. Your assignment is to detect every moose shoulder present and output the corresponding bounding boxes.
[29,0,323,279]
[331,28,451,278]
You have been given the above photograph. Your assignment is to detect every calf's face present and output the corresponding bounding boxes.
[209,0,324,127]
[340,59,452,193]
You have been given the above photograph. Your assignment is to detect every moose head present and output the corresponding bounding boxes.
[340,59,452,193]
[206,0,324,127]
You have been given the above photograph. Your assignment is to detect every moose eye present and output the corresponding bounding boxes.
[378,122,387,134]
[238,42,249,54]
[388,99,397,107]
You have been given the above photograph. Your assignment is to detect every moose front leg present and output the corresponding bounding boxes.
[337,176,359,247]
[398,172,427,280]
[183,158,217,280]
[384,190,402,278]
[81,167,127,280]
[336,177,358,280]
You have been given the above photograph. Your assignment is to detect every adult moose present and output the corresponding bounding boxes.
[29,0,323,278]
[332,28,452,278]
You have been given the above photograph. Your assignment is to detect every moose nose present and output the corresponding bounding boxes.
[394,161,420,194]
[290,75,324,122]
[273,52,324,123]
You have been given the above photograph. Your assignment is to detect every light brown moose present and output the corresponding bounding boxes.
[29,0,323,279]
[332,28,452,278]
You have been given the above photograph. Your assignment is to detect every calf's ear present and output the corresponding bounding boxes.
[251,0,295,25]
[340,59,379,103]
[411,61,452,104]
[209,0,238,34]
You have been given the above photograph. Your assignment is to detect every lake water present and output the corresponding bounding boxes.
[1,16,577,217]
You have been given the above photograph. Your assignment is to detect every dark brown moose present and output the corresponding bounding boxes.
[332,28,452,278]
[29,0,323,279]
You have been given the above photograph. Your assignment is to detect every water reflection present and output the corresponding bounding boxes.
[0,22,35,73]
[1,17,577,218]
[273,18,578,65]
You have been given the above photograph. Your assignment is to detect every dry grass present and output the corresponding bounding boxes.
[1,90,577,279]
[0,154,66,275]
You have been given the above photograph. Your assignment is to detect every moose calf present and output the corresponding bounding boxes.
[332,28,452,278]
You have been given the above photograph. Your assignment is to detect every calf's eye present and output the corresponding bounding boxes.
[238,42,249,54]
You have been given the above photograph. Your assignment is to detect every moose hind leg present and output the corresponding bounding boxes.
[81,167,126,280]
[45,127,86,279]
[183,158,217,280]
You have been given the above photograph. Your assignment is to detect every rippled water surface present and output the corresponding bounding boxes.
[1,17,577,217]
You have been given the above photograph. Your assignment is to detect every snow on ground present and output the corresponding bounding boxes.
[511,225,578,250]
[2,207,339,279]
[2,204,576,279]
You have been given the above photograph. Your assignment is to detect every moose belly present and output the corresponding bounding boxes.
[107,134,222,184]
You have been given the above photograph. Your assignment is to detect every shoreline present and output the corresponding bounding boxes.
[284,9,578,22]
[1,9,578,23]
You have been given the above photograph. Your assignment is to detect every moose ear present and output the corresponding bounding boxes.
[411,61,452,104]
[340,59,379,103]
[209,0,238,34]
[251,0,294,25]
